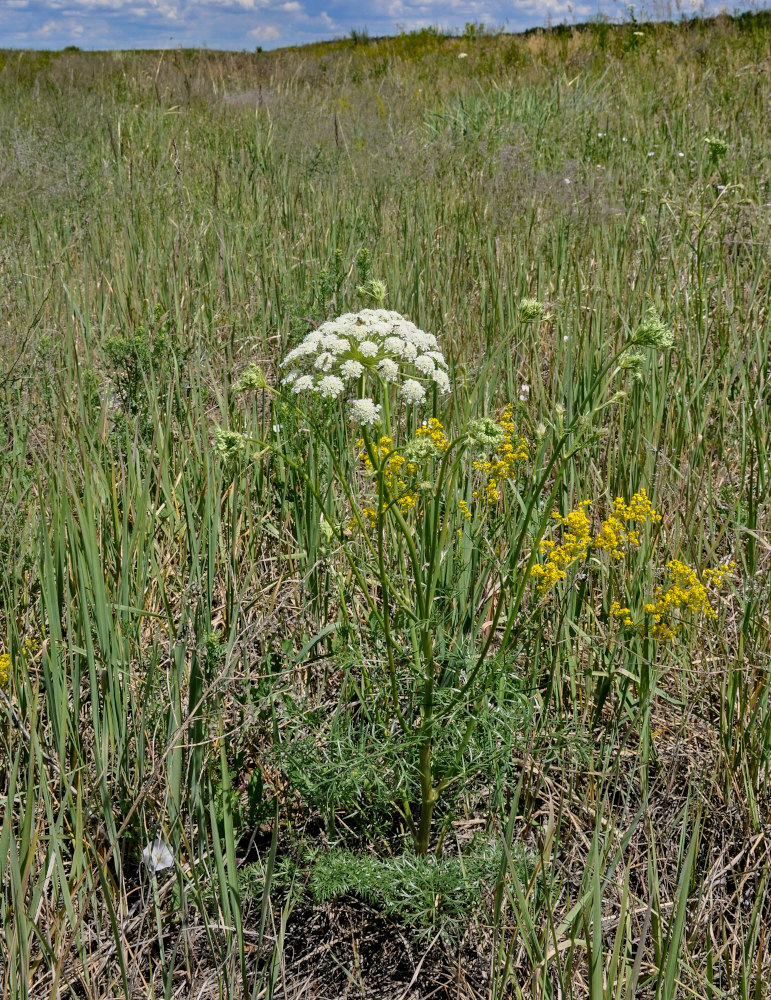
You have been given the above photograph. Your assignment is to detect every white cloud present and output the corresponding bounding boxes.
[249,22,280,38]
[279,1,302,10]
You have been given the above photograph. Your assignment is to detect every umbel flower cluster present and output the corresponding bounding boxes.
[280,309,450,425]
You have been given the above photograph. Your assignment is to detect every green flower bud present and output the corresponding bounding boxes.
[634,308,674,350]
[518,298,544,322]
[235,364,269,391]
[467,417,505,449]
[214,427,246,461]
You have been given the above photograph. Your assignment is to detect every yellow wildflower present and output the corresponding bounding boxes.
[609,600,634,628]
[0,653,10,688]
[593,489,661,559]
[530,501,592,594]
[472,406,529,505]
[415,418,450,452]
[644,559,733,639]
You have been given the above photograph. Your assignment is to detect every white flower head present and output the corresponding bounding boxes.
[426,351,448,369]
[384,336,406,355]
[358,340,379,358]
[377,358,399,381]
[340,359,364,380]
[321,334,349,354]
[143,837,174,874]
[314,351,336,371]
[432,369,450,394]
[414,355,436,375]
[401,379,427,405]
[279,309,453,409]
[318,375,345,398]
[350,397,382,426]
[292,375,315,394]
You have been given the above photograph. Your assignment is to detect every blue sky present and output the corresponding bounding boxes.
[0,0,753,52]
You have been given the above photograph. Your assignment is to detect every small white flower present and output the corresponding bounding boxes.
[520,384,530,396]
[647,151,655,157]
[458,51,468,58]
[401,379,426,405]
[350,397,382,426]
[318,375,345,398]
[677,151,685,158]
[432,369,450,394]
[272,423,282,433]
[563,335,569,342]
[281,370,299,385]
[358,340,379,358]
[292,375,315,394]
[426,350,448,369]
[401,342,419,362]
[431,368,450,395]
[622,136,628,143]
[377,358,399,381]
[414,354,436,375]
[143,837,174,873]
[384,336,405,355]
[321,334,350,354]
[563,177,571,185]
[340,359,364,379]
[314,351,336,371]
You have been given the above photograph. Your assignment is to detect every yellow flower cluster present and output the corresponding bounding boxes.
[531,491,661,595]
[472,407,529,504]
[593,490,662,559]
[530,501,593,593]
[458,499,472,521]
[358,435,417,514]
[414,417,450,453]
[0,653,9,688]
[643,560,734,639]
[609,600,634,628]
[357,421,451,528]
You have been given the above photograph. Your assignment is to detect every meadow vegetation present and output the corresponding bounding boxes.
[0,11,770,998]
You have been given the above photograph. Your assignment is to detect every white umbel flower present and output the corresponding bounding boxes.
[432,369,450,394]
[314,351,336,371]
[292,375,315,394]
[279,309,452,410]
[318,375,345,398]
[350,397,382,426]
[143,837,174,873]
[401,379,426,405]
[340,359,364,380]
[384,336,406,354]
[377,358,399,381]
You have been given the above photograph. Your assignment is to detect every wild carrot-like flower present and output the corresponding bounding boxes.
[279,309,451,422]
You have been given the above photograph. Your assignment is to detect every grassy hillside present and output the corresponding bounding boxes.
[0,13,770,999]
